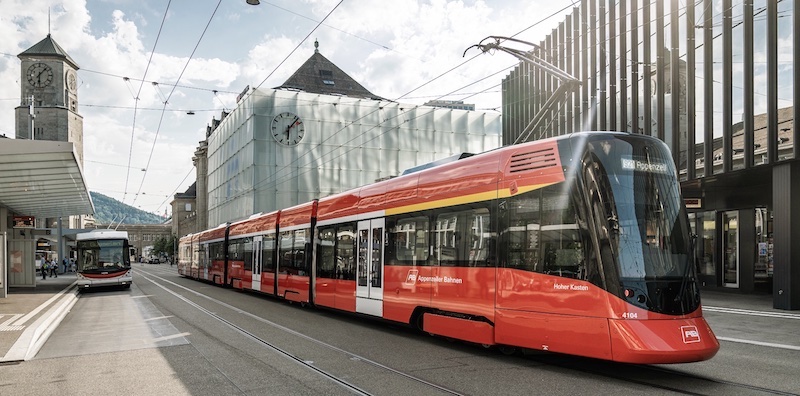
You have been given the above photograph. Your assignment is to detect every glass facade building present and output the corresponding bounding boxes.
[206,88,501,228]
[501,0,799,309]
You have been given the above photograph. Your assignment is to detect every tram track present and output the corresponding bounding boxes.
[134,266,797,395]
[135,269,465,396]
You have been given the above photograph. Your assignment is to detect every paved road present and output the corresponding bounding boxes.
[1,263,798,396]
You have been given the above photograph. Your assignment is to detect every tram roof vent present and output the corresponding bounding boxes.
[508,147,557,173]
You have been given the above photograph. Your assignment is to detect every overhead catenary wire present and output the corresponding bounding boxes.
[234,4,578,202]
[3,2,583,215]
[130,0,224,210]
[122,0,172,205]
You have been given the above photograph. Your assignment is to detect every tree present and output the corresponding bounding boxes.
[152,234,177,258]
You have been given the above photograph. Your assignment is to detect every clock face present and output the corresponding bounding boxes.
[27,63,54,88]
[271,112,305,146]
[67,70,77,92]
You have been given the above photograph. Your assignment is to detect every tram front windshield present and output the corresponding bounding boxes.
[77,239,131,271]
[578,135,696,314]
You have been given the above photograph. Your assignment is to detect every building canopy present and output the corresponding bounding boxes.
[0,139,94,218]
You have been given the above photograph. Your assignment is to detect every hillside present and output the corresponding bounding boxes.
[90,192,167,224]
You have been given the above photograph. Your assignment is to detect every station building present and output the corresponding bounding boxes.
[500,0,799,309]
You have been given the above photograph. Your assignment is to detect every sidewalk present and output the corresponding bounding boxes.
[0,272,78,362]
[699,289,776,312]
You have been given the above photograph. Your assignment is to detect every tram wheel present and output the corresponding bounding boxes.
[498,345,519,355]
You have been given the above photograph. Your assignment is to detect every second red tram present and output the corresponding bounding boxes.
[178,132,719,364]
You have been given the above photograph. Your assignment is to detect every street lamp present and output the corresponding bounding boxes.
[246,0,260,5]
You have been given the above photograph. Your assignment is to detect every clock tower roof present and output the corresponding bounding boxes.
[18,34,79,69]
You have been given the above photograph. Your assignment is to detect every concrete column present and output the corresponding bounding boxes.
[1,206,7,298]
[772,162,800,310]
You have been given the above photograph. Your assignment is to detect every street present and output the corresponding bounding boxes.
[1,263,798,396]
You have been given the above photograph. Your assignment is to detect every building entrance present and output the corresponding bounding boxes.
[722,211,739,288]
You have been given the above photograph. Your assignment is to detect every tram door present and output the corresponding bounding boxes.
[252,236,262,291]
[356,219,385,317]
[722,211,739,288]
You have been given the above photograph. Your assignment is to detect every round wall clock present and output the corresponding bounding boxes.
[27,63,54,88]
[67,70,77,92]
[271,112,305,146]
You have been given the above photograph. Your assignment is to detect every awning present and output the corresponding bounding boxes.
[0,139,94,218]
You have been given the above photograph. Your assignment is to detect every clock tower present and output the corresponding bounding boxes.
[15,34,84,166]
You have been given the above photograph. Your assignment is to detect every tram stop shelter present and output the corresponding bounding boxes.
[0,139,94,298]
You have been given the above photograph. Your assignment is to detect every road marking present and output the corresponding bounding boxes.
[0,314,25,331]
[717,337,800,351]
[704,306,800,320]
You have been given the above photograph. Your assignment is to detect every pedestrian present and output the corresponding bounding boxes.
[63,258,68,273]
[50,259,58,278]
[41,260,47,280]
[70,258,76,272]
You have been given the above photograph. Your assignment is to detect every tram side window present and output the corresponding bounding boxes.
[229,239,244,264]
[242,237,253,271]
[261,234,276,273]
[540,185,585,280]
[209,242,225,262]
[432,207,494,267]
[279,231,294,274]
[387,216,429,266]
[294,229,310,275]
[196,245,204,268]
[504,193,541,272]
[317,227,336,279]
[337,224,356,280]
[279,230,310,276]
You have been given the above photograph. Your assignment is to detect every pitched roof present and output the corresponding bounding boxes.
[276,43,383,100]
[175,182,197,199]
[18,34,79,69]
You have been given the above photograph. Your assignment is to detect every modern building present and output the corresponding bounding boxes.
[500,0,798,309]
[183,42,502,229]
[423,100,476,111]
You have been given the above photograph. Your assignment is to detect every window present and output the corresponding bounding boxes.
[319,70,334,85]
[317,227,336,278]
[279,229,310,275]
[229,239,244,262]
[242,237,253,271]
[261,234,275,273]
[336,224,355,280]
[503,184,589,281]
[433,207,494,267]
[316,224,356,280]
[387,216,429,265]
[504,194,540,271]
[539,187,583,279]
[185,203,192,211]
[209,241,225,261]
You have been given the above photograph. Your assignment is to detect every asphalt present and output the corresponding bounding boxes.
[0,271,790,363]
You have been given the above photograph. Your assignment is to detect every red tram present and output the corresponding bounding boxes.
[178,132,719,364]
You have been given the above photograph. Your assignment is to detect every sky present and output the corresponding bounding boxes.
[0,0,575,217]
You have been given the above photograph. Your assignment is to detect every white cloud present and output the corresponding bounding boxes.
[1,0,570,214]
